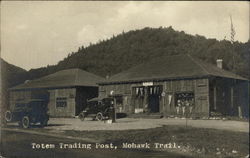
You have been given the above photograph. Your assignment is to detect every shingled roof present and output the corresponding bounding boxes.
[100,54,247,84]
[11,68,104,90]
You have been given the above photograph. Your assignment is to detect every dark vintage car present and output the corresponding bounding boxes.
[5,99,49,128]
[78,97,114,121]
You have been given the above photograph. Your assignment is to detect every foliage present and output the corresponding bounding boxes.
[26,27,250,80]
[3,27,250,85]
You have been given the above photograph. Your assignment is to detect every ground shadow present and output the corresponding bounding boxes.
[116,113,127,119]
[4,123,68,129]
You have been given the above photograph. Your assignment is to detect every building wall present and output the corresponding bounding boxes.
[209,78,249,118]
[99,78,210,117]
[9,87,98,118]
[48,88,76,117]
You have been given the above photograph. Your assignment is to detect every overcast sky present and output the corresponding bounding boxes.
[1,1,249,70]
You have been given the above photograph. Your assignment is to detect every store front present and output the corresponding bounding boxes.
[132,85,163,113]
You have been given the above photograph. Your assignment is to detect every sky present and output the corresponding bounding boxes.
[1,1,249,70]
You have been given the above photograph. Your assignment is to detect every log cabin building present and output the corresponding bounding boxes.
[9,68,104,117]
[98,54,249,118]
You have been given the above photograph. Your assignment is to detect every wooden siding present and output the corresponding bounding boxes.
[209,78,249,117]
[99,78,210,117]
[194,79,209,117]
[9,87,98,117]
[48,88,76,117]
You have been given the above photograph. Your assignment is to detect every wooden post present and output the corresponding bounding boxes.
[230,87,234,111]
[238,106,242,118]
[213,86,217,111]
[162,95,165,117]
[206,79,210,117]
[112,97,116,122]
[144,87,148,112]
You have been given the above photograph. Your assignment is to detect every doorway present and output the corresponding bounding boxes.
[148,86,162,113]
[148,95,159,112]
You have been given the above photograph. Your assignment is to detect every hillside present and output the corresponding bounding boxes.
[1,58,28,88]
[1,58,28,116]
[26,27,250,80]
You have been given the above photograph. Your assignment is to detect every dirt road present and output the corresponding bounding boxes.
[43,117,249,132]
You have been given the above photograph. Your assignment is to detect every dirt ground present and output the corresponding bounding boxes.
[3,118,248,158]
[45,117,249,132]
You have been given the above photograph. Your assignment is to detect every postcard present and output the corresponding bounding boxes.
[1,1,249,158]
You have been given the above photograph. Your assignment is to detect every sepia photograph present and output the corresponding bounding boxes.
[0,1,249,158]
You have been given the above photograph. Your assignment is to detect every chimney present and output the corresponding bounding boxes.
[216,59,223,69]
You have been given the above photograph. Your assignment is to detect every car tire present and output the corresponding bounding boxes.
[22,116,30,128]
[96,112,103,121]
[78,113,85,121]
[5,111,12,122]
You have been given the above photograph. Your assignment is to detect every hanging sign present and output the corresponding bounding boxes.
[142,82,153,86]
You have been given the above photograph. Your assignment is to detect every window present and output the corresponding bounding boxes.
[115,96,123,105]
[56,97,67,108]
[175,92,194,107]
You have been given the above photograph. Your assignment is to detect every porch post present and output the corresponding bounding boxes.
[213,86,217,111]
[230,87,234,110]
[144,87,149,112]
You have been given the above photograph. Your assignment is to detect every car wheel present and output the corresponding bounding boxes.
[78,113,85,121]
[22,116,30,128]
[5,111,12,122]
[96,112,103,121]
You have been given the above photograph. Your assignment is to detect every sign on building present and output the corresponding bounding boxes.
[142,82,153,86]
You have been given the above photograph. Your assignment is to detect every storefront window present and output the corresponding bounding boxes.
[175,92,194,106]
[56,97,67,108]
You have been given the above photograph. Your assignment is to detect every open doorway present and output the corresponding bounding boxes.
[148,86,162,113]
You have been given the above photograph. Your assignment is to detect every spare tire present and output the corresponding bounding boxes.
[5,111,12,122]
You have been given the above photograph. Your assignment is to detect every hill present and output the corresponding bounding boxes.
[1,58,28,119]
[1,58,28,88]
[26,27,250,80]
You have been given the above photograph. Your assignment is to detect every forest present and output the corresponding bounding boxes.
[2,26,250,90]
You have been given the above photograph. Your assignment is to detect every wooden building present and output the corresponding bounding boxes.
[9,68,104,117]
[99,55,249,118]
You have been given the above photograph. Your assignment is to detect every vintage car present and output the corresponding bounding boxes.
[78,96,114,121]
[5,99,49,128]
